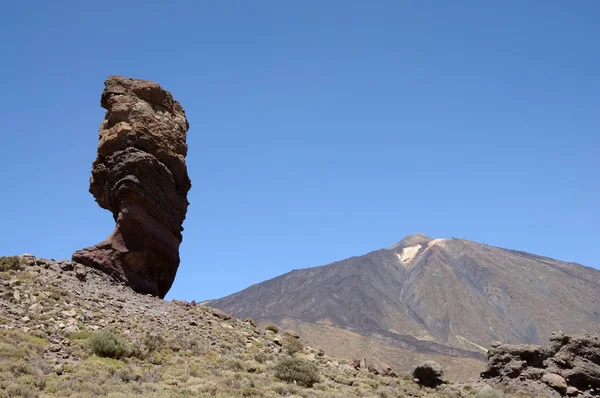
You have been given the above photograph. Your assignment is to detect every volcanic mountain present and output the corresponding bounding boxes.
[209,234,600,377]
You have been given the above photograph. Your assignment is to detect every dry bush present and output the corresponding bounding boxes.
[264,324,279,334]
[0,256,22,271]
[274,357,320,387]
[87,331,132,359]
[283,336,304,356]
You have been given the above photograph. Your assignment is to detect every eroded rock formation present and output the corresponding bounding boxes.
[481,332,600,397]
[73,76,191,298]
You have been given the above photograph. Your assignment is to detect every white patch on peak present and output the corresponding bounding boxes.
[427,238,447,248]
[396,244,421,266]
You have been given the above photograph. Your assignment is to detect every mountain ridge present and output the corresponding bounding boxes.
[209,234,600,374]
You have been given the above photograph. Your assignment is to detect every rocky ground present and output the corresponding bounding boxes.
[0,254,575,397]
[481,333,600,397]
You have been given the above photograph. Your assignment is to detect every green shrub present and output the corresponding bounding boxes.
[274,358,320,387]
[0,256,22,271]
[254,353,268,364]
[283,336,304,356]
[70,330,94,340]
[264,324,279,334]
[5,383,37,398]
[131,331,166,359]
[87,331,132,359]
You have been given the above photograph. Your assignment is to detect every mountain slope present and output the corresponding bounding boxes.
[209,234,600,368]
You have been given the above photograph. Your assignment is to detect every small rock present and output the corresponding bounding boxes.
[283,330,300,339]
[53,364,63,375]
[566,386,579,396]
[20,316,30,323]
[382,365,398,377]
[29,303,42,315]
[61,309,77,318]
[64,325,79,334]
[189,320,198,326]
[8,278,20,287]
[13,290,21,302]
[359,358,368,373]
[74,264,87,281]
[491,341,502,348]
[541,373,567,394]
[49,263,62,273]
[59,261,74,271]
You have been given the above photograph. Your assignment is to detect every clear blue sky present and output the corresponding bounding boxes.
[0,1,598,301]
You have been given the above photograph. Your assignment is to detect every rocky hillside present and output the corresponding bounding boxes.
[0,254,528,398]
[209,234,600,375]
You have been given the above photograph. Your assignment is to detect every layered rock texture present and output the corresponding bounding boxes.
[73,76,191,298]
[482,332,600,397]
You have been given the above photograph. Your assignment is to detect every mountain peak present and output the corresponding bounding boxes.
[209,234,600,379]
[389,233,432,250]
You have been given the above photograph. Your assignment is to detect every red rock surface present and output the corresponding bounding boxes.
[73,76,191,298]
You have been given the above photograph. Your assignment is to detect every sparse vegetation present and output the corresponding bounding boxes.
[0,255,543,397]
[130,330,166,360]
[274,357,320,387]
[0,256,22,271]
[264,324,279,333]
[87,331,132,359]
[253,352,268,363]
[69,329,94,340]
[475,387,506,397]
[283,335,304,355]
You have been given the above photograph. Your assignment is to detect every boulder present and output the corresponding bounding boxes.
[542,373,567,394]
[74,263,87,281]
[413,361,446,387]
[211,308,231,321]
[72,76,191,298]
